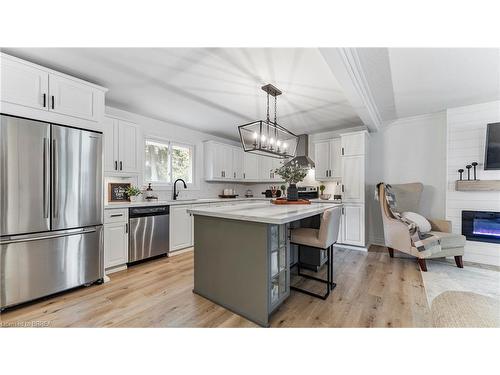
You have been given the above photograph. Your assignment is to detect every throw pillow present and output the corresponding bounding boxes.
[401,211,432,233]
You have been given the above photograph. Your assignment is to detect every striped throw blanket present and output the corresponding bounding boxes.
[376,183,441,253]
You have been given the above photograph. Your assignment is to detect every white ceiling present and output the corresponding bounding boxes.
[389,48,500,118]
[2,48,362,140]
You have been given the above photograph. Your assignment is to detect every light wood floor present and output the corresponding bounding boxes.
[0,247,433,328]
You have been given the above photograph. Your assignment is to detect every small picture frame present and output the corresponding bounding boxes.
[108,183,131,202]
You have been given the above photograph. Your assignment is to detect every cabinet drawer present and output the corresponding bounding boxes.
[104,209,128,224]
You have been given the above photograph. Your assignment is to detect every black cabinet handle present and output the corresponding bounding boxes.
[110,213,123,217]
[43,93,46,108]
[120,161,123,171]
[115,161,118,170]
[342,184,345,192]
[51,96,55,109]
[243,172,246,179]
[341,147,344,156]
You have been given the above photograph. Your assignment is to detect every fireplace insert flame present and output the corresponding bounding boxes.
[462,211,500,244]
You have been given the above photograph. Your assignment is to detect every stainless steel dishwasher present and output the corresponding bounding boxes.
[128,205,169,263]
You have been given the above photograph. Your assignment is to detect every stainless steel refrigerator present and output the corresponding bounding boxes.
[0,114,103,310]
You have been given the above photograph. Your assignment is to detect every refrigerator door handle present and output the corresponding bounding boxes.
[0,228,97,245]
[52,138,59,219]
[43,138,50,218]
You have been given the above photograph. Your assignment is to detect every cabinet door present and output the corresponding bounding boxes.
[1,58,48,110]
[103,116,118,172]
[271,158,284,181]
[49,74,97,121]
[341,132,365,156]
[104,222,128,268]
[341,204,365,246]
[314,140,330,180]
[243,152,259,180]
[259,156,273,181]
[170,205,193,251]
[232,148,244,179]
[341,155,364,202]
[330,138,342,178]
[117,120,138,173]
[223,145,233,179]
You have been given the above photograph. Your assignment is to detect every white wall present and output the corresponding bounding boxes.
[446,101,500,266]
[104,106,273,202]
[366,112,447,245]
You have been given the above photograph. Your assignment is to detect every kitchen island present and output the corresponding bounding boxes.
[188,202,341,327]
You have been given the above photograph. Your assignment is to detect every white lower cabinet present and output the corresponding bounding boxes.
[103,208,129,271]
[340,204,365,247]
[104,222,128,268]
[170,204,194,251]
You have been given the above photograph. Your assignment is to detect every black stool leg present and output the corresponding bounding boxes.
[290,243,336,300]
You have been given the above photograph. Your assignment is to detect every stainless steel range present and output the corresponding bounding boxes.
[0,114,104,310]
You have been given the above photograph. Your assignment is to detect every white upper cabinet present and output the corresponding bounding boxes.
[314,140,330,180]
[118,120,139,173]
[48,74,99,121]
[0,53,107,126]
[313,138,341,180]
[204,140,284,182]
[0,57,48,110]
[259,156,273,181]
[232,148,244,180]
[340,131,367,156]
[104,116,139,174]
[341,155,364,202]
[243,152,259,180]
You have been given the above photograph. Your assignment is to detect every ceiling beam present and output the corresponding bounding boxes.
[320,48,396,132]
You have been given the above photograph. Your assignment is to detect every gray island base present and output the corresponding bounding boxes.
[189,202,341,327]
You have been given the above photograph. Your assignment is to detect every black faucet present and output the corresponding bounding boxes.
[173,178,187,200]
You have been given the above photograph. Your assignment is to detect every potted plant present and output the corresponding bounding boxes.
[274,160,308,201]
[126,185,142,202]
[319,184,331,200]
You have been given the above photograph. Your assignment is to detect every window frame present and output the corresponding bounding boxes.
[143,136,196,189]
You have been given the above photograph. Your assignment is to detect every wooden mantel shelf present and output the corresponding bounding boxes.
[455,180,500,191]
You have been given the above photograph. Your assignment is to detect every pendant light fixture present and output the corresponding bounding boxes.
[238,84,298,159]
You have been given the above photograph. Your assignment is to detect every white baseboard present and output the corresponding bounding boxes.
[334,243,368,251]
[169,246,194,256]
[105,264,127,275]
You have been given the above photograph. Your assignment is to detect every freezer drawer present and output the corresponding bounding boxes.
[0,226,103,309]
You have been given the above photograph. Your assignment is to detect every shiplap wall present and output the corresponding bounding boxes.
[446,101,500,266]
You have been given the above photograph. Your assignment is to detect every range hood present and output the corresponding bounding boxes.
[284,134,315,169]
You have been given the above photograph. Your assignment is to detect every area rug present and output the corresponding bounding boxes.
[421,261,500,327]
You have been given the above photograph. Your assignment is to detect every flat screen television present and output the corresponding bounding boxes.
[485,122,500,170]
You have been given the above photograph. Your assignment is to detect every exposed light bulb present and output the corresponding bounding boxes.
[270,138,275,145]
[276,140,281,147]
[261,134,266,142]
[253,132,258,139]
[283,143,288,149]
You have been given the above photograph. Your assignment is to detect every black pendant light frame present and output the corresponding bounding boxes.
[238,84,298,159]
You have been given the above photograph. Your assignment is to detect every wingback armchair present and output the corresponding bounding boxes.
[378,182,466,271]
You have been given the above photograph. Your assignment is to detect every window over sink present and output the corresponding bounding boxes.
[144,138,194,185]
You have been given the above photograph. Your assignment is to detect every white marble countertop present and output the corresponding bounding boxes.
[104,197,269,209]
[188,202,342,225]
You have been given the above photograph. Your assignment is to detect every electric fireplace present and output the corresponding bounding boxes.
[462,211,500,244]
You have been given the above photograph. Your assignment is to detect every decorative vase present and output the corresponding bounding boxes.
[287,184,298,201]
[129,195,139,202]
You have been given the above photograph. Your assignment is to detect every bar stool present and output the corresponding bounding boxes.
[290,206,342,300]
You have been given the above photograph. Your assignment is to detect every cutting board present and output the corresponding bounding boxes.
[271,198,311,205]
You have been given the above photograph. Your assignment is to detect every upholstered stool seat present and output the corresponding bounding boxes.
[290,206,342,300]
